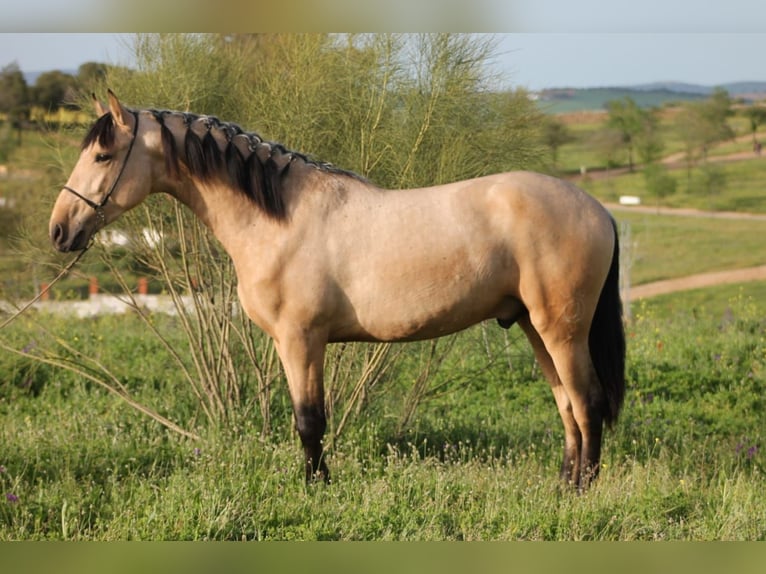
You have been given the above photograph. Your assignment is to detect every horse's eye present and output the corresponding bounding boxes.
[95,153,112,163]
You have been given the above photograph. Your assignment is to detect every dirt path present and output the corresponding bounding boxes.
[660,133,761,166]
[627,265,766,301]
[605,202,766,221]
[571,134,765,182]
[606,201,766,300]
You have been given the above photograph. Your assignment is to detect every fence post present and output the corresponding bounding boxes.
[89,276,98,297]
[619,221,632,321]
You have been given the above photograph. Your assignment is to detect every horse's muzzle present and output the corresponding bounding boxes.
[50,222,89,252]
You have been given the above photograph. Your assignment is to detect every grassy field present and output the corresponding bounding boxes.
[612,210,766,284]
[1,285,764,540]
[583,159,766,213]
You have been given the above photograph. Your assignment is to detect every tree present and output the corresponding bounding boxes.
[643,163,676,208]
[77,62,109,87]
[0,62,27,113]
[0,62,29,144]
[605,96,644,171]
[677,87,735,163]
[590,127,623,172]
[674,89,734,194]
[634,106,665,166]
[540,115,573,171]
[742,104,766,146]
[31,70,78,111]
[696,87,734,158]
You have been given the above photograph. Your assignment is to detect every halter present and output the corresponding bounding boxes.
[62,110,140,228]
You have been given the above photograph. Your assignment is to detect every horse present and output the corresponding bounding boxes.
[49,91,625,490]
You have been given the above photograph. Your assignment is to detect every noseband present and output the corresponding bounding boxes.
[62,110,140,227]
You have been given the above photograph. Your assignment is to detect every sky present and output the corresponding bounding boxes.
[2,32,766,92]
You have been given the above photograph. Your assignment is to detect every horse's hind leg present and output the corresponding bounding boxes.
[545,336,604,489]
[273,329,330,483]
[518,316,582,485]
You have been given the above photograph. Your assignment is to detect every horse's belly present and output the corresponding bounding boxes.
[330,277,522,343]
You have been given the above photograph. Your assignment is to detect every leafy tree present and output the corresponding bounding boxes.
[605,96,644,171]
[674,88,734,191]
[77,62,109,87]
[590,127,623,172]
[31,70,78,111]
[0,62,29,143]
[0,62,28,114]
[643,163,676,207]
[742,104,766,146]
[540,115,573,171]
[699,162,727,198]
[696,87,734,158]
[634,106,665,166]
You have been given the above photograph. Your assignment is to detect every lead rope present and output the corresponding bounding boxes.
[0,243,91,330]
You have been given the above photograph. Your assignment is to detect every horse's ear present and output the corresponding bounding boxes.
[106,89,130,129]
[92,93,107,117]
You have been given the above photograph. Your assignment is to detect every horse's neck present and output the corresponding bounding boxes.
[170,178,277,259]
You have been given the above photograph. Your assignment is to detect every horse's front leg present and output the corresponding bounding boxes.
[274,328,330,483]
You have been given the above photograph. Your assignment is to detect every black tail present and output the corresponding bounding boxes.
[588,218,626,428]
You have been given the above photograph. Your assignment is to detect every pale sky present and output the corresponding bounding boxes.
[493,33,766,91]
[2,32,766,92]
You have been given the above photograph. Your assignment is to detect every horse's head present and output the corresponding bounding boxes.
[49,91,155,252]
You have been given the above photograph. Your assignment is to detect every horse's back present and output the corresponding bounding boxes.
[313,171,614,342]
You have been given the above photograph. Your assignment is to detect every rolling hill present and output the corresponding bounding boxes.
[536,81,766,113]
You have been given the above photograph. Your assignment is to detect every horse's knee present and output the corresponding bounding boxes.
[295,403,327,442]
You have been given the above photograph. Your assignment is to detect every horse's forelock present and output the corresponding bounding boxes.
[81,112,115,151]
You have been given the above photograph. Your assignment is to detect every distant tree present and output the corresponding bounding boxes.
[742,104,766,146]
[643,163,676,208]
[77,62,109,88]
[31,70,78,111]
[634,106,665,166]
[540,115,573,171]
[674,89,733,195]
[0,62,30,144]
[605,96,644,171]
[590,127,623,177]
[699,162,727,198]
[0,62,27,112]
[676,89,734,161]
[696,87,734,158]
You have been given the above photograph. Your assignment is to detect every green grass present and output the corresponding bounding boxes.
[641,281,766,318]
[1,295,764,540]
[613,211,766,284]
[584,158,766,213]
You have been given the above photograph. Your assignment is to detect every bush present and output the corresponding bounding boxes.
[643,163,677,204]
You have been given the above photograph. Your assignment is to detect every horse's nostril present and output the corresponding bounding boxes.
[51,223,65,245]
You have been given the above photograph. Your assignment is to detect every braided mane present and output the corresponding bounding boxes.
[82,107,365,221]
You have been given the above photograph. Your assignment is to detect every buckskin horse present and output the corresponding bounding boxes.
[49,91,625,489]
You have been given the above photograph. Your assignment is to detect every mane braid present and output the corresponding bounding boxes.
[150,110,180,180]
[225,139,249,196]
[202,125,224,176]
[140,107,367,221]
[184,126,207,178]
